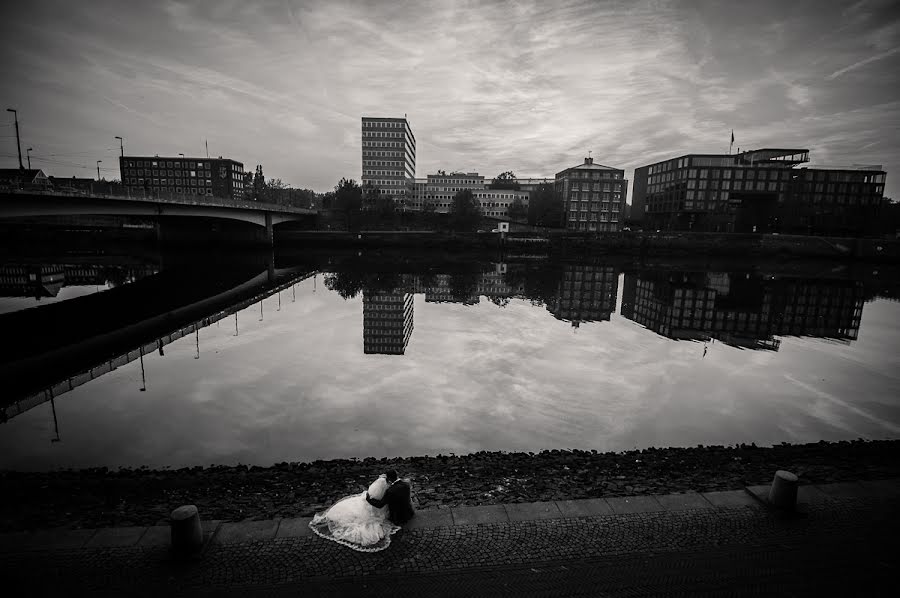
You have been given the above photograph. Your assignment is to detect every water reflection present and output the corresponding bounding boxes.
[326,260,877,355]
[1,249,898,470]
[0,262,159,313]
[620,271,865,351]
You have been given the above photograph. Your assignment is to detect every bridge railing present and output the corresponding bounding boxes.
[0,184,313,214]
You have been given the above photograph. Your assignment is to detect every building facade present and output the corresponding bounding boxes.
[362,291,415,355]
[631,148,887,236]
[555,157,628,232]
[361,116,416,204]
[119,156,245,201]
[421,172,529,219]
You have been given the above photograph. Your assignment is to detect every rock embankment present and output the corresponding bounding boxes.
[2,439,898,532]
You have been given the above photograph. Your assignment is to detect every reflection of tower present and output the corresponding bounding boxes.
[547,264,618,326]
[363,291,414,354]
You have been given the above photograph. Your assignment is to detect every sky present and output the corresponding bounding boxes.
[1,0,899,198]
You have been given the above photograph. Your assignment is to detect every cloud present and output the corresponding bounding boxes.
[826,46,900,79]
[1,0,898,199]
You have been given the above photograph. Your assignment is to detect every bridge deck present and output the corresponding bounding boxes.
[0,188,316,216]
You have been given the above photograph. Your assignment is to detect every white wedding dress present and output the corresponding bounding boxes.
[308,475,401,552]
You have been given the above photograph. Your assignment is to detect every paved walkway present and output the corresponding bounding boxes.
[2,479,898,596]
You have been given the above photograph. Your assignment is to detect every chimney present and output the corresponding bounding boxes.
[585,157,593,165]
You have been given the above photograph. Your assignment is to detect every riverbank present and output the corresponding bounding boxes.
[2,439,898,532]
[277,230,900,261]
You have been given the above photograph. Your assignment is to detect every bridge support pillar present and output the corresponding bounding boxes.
[265,212,274,246]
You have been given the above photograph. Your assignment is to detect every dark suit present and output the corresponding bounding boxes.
[366,480,415,525]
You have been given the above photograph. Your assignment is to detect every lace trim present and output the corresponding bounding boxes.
[308,515,400,553]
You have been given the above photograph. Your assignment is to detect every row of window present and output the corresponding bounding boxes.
[123,159,238,171]
[569,182,622,192]
[126,177,212,187]
[138,186,214,196]
[124,168,211,178]
[568,213,620,222]
[558,171,623,180]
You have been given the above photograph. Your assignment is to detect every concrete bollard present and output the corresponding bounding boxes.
[768,470,799,510]
[170,505,203,553]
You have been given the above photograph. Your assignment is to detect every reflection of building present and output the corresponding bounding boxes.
[547,264,619,326]
[0,264,161,300]
[119,156,245,201]
[362,291,414,355]
[361,116,417,203]
[0,265,65,299]
[555,157,628,232]
[631,148,886,236]
[620,270,866,350]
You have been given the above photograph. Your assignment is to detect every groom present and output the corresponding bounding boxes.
[365,469,415,525]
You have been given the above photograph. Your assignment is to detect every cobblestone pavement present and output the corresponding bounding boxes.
[2,487,898,597]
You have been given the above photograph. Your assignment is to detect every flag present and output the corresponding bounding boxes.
[731,130,734,144]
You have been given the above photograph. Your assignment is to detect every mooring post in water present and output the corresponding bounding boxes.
[768,470,798,510]
[139,347,146,392]
[170,505,203,555]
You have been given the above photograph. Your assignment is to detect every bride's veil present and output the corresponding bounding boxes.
[367,475,388,500]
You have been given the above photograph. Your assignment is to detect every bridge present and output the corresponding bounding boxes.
[0,188,316,243]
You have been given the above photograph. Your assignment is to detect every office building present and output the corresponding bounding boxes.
[555,157,628,232]
[423,172,529,219]
[361,116,416,203]
[362,290,414,355]
[631,148,886,236]
[119,156,245,201]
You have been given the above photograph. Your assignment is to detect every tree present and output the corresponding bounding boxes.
[508,197,528,222]
[450,189,481,231]
[362,182,380,211]
[243,171,254,200]
[528,183,564,227]
[333,177,362,230]
[252,165,266,201]
[490,171,520,190]
[261,177,287,204]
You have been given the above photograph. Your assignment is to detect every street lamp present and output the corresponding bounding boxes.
[97,160,102,181]
[114,136,124,157]
[26,147,32,169]
[6,108,23,170]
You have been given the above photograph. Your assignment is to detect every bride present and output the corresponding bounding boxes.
[308,474,401,552]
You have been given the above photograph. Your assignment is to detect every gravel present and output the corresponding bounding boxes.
[2,439,897,532]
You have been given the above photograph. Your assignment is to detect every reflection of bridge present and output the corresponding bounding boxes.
[0,189,316,244]
[1,266,318,423]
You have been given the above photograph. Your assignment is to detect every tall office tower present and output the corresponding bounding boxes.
[361,116,416,206]
[362,290,415,355]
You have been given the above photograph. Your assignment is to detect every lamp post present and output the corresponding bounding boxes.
[6,108,23,170]
[26,147,32,169]
[97,160,102,181]
[115,136,124,184]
